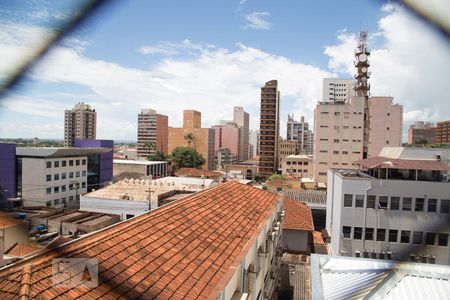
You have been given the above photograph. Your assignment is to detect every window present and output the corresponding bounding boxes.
[344,194,353,207]
[333,139,339,143]
[82,170,86,177]
[333,151,339,154]
[46,201,51,207]
[46,187,51,194]
[355,195,364,208]
[54,186,59,193]
[440,200,450,213]
[367,195,376,208]
[389,230,398,242]
[400,231,410,244]
[69,172,73,179]
[390,197,400,210]
[46,174,51,182]
[319,150,328,153]
[62,185,66,192]
[378,196,388,209]
[354,227,363,240]
[54,161,59,168]
[342,226,351,239]
[69,160,74,166]
[76,171,80,178]
[54,199,60,205]
[319,172,327,176]
[82,159,86,165]
[365,228,374,241]
[61,173,66,180]
[402,197,412,211]
[438,234,448,246]
[61,198,67,205]
[428,199,437,212]
[425,233,435,245]
[54,174,59,181]
[46,161,51,168]
[82,182,86,188]
[69,184,73,190]
[69,196,74,202]
[62,160,66,167]
[376,229,386,242]
[413,232,423,244]
[415,198,424,211]
[76,160,80,166]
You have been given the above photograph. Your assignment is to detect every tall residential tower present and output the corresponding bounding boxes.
[64,102,96,147]
[233,106,250,161]
[137,109,169,159]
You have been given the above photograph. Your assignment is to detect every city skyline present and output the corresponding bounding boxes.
[0,1,449,141]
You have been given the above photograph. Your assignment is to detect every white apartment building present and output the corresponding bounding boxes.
[326,156,450,265]
[64,102,96,147]
[322,78,355,102]
[281,155,314,179]
[249,129,260,158]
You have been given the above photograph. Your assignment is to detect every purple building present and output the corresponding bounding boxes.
[74,140,113,189]
[0,143,16,208]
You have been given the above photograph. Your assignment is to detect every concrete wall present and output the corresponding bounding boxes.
[327,170,450,264]
[80,196,150,220]
[113,163,147,177]
[282,229,309,253]
[1,222,29,252]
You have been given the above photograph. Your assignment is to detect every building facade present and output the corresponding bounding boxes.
[286,115,312,154]
[259,80,280,177]
[408,121,436,145]
[113,159,167,179]
[0,143,16,208]
[326,157,450,265]
[212,122,240,168]
[168,110,215,170]
[278,140,297,169]
[281,155,313,179]
[64,102,96,147]
[436,120,450,145]
[249,129,260,158]
[322,78,355,102]
[137,109,169,159]
[233,106,250,162]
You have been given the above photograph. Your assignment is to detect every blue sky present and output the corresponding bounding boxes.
[0,0,449,141]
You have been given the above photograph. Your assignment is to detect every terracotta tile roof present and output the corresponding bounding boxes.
[0,216,24,229]
[0,181,280,299]
[312,231,324,244]
[282,199,314,231]
[354,156,450,171]
[266,179,292,188]
[175,167,222,179]
[5,243,42,258]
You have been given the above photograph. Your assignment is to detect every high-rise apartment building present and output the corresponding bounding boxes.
[436,120,450,145]
[259,80,280,177]
[168,110,215,170]
[233,106,250,162]
[137,109,169,159]
[64,102,96,147]
[287,115,313,154]
[322,78,355,102]
[249,129,260,158]
[408,121,436,145]
[313,32,403,185]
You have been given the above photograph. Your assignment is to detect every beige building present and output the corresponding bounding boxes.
[437,120,450,145]
[278,140,298,168]
[314,32,403,185]
[282,155,313,179]
[408,121,436,145]
[259,80,280,177]
[233,106,250,161]
[322,78,355,102]
[168,110,215,170]
[64,102,96,147]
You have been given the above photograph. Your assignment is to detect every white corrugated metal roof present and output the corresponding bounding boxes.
[311,254,450,300]
[113,159,166,165]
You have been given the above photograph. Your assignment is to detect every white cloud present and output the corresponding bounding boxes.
[242,12,272,30]
[138,40,215,56]
[324,4,450,136]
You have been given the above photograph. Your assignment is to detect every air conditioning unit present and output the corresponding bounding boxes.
[410,254,417,262]
[378,252,385,259]
[355,250,361,258]
[386,251,392,260]
[370,251,377,259]
[428,256,436,264]
[362,250,369,258]
[420,255,427,263]
[268,232,277,241]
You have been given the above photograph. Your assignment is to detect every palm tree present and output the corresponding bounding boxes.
[144,141,155,159]
[184,133,194,148]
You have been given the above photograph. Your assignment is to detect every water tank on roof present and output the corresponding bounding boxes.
[18,212,26,219]
[36,225,45,231]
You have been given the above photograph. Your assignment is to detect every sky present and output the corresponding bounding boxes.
[0,0,449,142]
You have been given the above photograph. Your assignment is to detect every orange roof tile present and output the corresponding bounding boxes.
[175,167,222,178]
[282,199,314,231]
[5,243,41,258]
[0,216,24,229]
[0,181,280,299]
[312,231,324,244]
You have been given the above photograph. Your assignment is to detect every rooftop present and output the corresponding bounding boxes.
[16,147,111,158]
[282,190,327,207]
[4,243,41,258]
[311,254,450,300]
[0,181,281,299]
[354,156,450,171]
[113,159,166,165]
[0,215,25,229]
[175,167,222,178]
[286,155,313,160]
[282,198,314,231]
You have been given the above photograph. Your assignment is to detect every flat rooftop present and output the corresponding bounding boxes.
[113,159,166,165]
[16,147,111,158]
[0,181,281,299]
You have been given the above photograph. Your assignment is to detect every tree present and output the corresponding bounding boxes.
[169,146,205,170]
[148,150,168,161]
[268,174,285,181]
[184,133,195,148]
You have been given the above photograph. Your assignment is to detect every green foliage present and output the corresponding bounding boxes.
[169,146,205,170]
[148,150,168,161]
[184,133,195,148]
[268,174,285,181]
[144,141,155,151]
[254,173,265,183]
